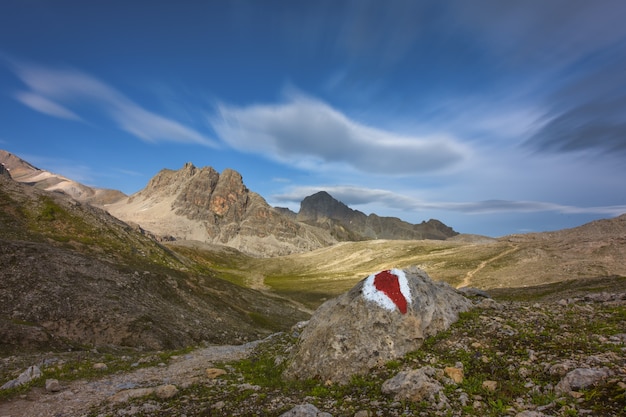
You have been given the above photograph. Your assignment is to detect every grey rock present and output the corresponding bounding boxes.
[45,378,62,392]
[155,384,178,399]
[279,403,332,417]
[284,267,473,384]
[515,412,549,417]
[0,163,11,179]
[555,367,611,394]
[381,368,444,402]
[0,365,42,390]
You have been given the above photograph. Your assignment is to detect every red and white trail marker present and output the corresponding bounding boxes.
[362,269,412,314]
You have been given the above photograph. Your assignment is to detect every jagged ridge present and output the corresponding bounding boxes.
[297,191,458,241]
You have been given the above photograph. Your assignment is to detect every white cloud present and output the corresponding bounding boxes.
[212,93,469,175]
[15,91,81,121]
[274,185,626,216]
[10,61,217,147]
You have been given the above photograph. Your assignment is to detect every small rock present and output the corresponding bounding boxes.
[206,368,227,379]
[482,380,498,391]
[92,362,108,371]
[109,387,155,403]
[279,403,332,417]
[444,366,464,384]
[212,400,225,409]
[382,368,444,402]
[548,360,577,377]
[479,298,504,310]
[155,384,178,399]
[515,412,549,417]
[354,411,371,417]
[555,367,611,395]
[1,365,42,390]
[45,378,61,392]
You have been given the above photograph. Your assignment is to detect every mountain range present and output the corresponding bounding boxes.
[0,150,458,257]
[1,149,625,355]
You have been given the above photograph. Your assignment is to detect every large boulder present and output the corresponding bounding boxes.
[283,267,473,384]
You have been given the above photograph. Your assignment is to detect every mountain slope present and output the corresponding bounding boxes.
[297,191,458,240]
[0,150,126,205]
[0,173,308,354]
[104,162,336,257]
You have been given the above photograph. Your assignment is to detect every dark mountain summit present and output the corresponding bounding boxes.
[297,191,458,241]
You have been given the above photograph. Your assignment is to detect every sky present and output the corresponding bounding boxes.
[1,0,626,237]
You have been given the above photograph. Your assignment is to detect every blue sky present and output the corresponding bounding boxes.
[1,0,625,237]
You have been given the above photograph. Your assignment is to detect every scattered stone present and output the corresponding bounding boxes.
[155,384,178,399]
[381,368,444,402]
[515,411,549,417]
[109,387,155,403]
[444,366,464,384]
[284,267,473,384]
[45,378,61,392]
[92,362,108,371]
[479,298,504,310]
[354,410,371,417]
[555,367,611,394]
[0,365,42,389]
[548,360,578,377]
[205,368,227,379]
[279,403,332,417]
[482,380,498,391]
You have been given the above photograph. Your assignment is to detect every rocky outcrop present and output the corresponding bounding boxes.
[297,191,458,241]
[0,163,10,179]
[107,163,336,257]
[283,266,473,384]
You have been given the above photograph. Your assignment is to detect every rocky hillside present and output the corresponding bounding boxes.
[297,191,458,241]
[0,150,126,205]
[1,283,624,417]
[0,172,309,354]
[104,162,336,257]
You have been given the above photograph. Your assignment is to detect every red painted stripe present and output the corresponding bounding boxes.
[373,270,408,314]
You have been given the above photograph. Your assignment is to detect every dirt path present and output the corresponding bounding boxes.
[0,341,260,417]
[456,244,518,289]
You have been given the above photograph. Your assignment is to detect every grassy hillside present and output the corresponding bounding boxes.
[168,221,626,310]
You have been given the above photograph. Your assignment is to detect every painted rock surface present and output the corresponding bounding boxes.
[284,266,473,384]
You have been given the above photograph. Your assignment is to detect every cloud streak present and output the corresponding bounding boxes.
[212,93,469,175]
[8,61,217,147]
[275,185,626,216]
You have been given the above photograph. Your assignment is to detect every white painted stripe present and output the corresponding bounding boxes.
[362,268,412,312]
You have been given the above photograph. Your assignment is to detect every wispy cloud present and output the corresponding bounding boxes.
[15,91,81,121]
[212,93,469,175]
[8,60,217,147]
[274,185,626,216]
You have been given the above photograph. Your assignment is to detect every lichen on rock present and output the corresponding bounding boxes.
[283,266,473,384]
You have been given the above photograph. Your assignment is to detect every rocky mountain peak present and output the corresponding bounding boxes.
[297,191,361,223]
[106,163,336,256]
[296,191,458,241]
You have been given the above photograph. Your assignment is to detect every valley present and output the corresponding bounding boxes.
[1,150,625,416]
